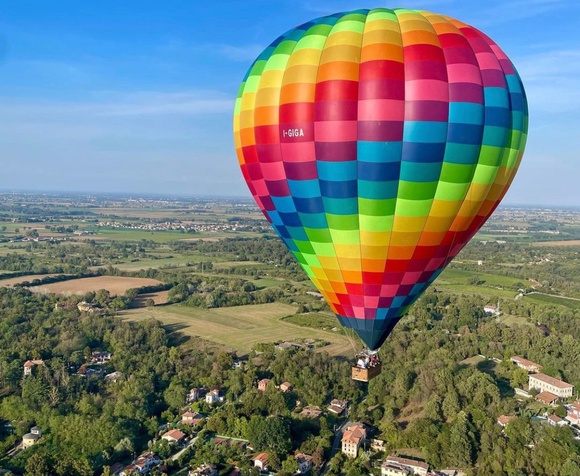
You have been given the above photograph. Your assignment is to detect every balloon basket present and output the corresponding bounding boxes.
[351,363,382,382]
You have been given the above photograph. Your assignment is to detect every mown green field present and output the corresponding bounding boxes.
[522,293,580,310]
[499,314,535,328]
[112,257,199,271]
[252,278,285,288]
[434,266,521,300]
[437,267,523,288]
[122,302,353,357]
[92,228,197,243]
[283,311,344,332]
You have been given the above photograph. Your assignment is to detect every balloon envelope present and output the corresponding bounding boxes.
[233,8,528,350]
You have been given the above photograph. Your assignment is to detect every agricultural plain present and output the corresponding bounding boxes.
[31,276,162,296]
[122,302,353,357]
[3,195,580,358]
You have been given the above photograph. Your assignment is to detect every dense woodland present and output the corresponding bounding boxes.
[0,209,580,474]
[0,281,579,475]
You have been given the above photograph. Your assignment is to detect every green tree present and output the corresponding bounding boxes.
[561,454,580,476]
[442,390,460,421]
[152,438,173,459]
[424,394,443,421]
[25,452,54,476]
[164,382,187,411]
[510,367,529,389]
[282,455,298,474]
[447,412,474,468]
[246,416,291,455]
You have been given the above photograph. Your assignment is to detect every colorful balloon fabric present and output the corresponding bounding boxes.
[233,8,528,350]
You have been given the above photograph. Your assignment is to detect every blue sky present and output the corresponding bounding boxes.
[0,0,579,206]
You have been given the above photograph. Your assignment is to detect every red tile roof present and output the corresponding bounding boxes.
[536,391,559,404]
[162,429,185,441]
[342,424,366,445]
[254,452,269,463]
[498,415,516,426]
[511,356,541,369]
[531,373,573,389]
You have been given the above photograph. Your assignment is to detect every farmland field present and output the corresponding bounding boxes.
[92,227,264,243]
[122,302,353,357]
[0,274,62,287]
[522,293,580,310]
[31,276,163,296]
[532,240,580,247]
[132,290,170,306]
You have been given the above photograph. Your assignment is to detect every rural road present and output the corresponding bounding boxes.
[320,420,349,475]
[171,436,198,461]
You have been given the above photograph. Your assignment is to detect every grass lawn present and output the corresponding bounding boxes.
[121,302,353,357]
[282,312,344,332]
[252,278,285,288]
[499,314,535,328]
[460,355,486,366]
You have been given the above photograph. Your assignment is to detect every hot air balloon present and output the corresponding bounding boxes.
[233,8,527,381]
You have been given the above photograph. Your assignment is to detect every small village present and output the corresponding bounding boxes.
[8,344,580,476]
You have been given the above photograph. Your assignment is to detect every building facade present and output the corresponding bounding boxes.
[385,456,429,476]
[529,373,574,399]
[341,424,366,458]
[511,356,542,373]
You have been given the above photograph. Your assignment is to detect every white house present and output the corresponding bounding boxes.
[187,387,207,403]
[205,389,221,404]
[529,373,574,399]
[91,351,112,364]
[510,356,542,373]
[120,452,161,476]
[296,453,313,474]
[162,429,186,445]
[382,462,410,476]
[566,402,580,425]
[385,456,429,476]
[253,452,269,472]
[189,464,218,476]
[483,304,500,316]
[497,415,516,428]
[547,414,569,427]
[328,398,349,415]
[23,359,44,377]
